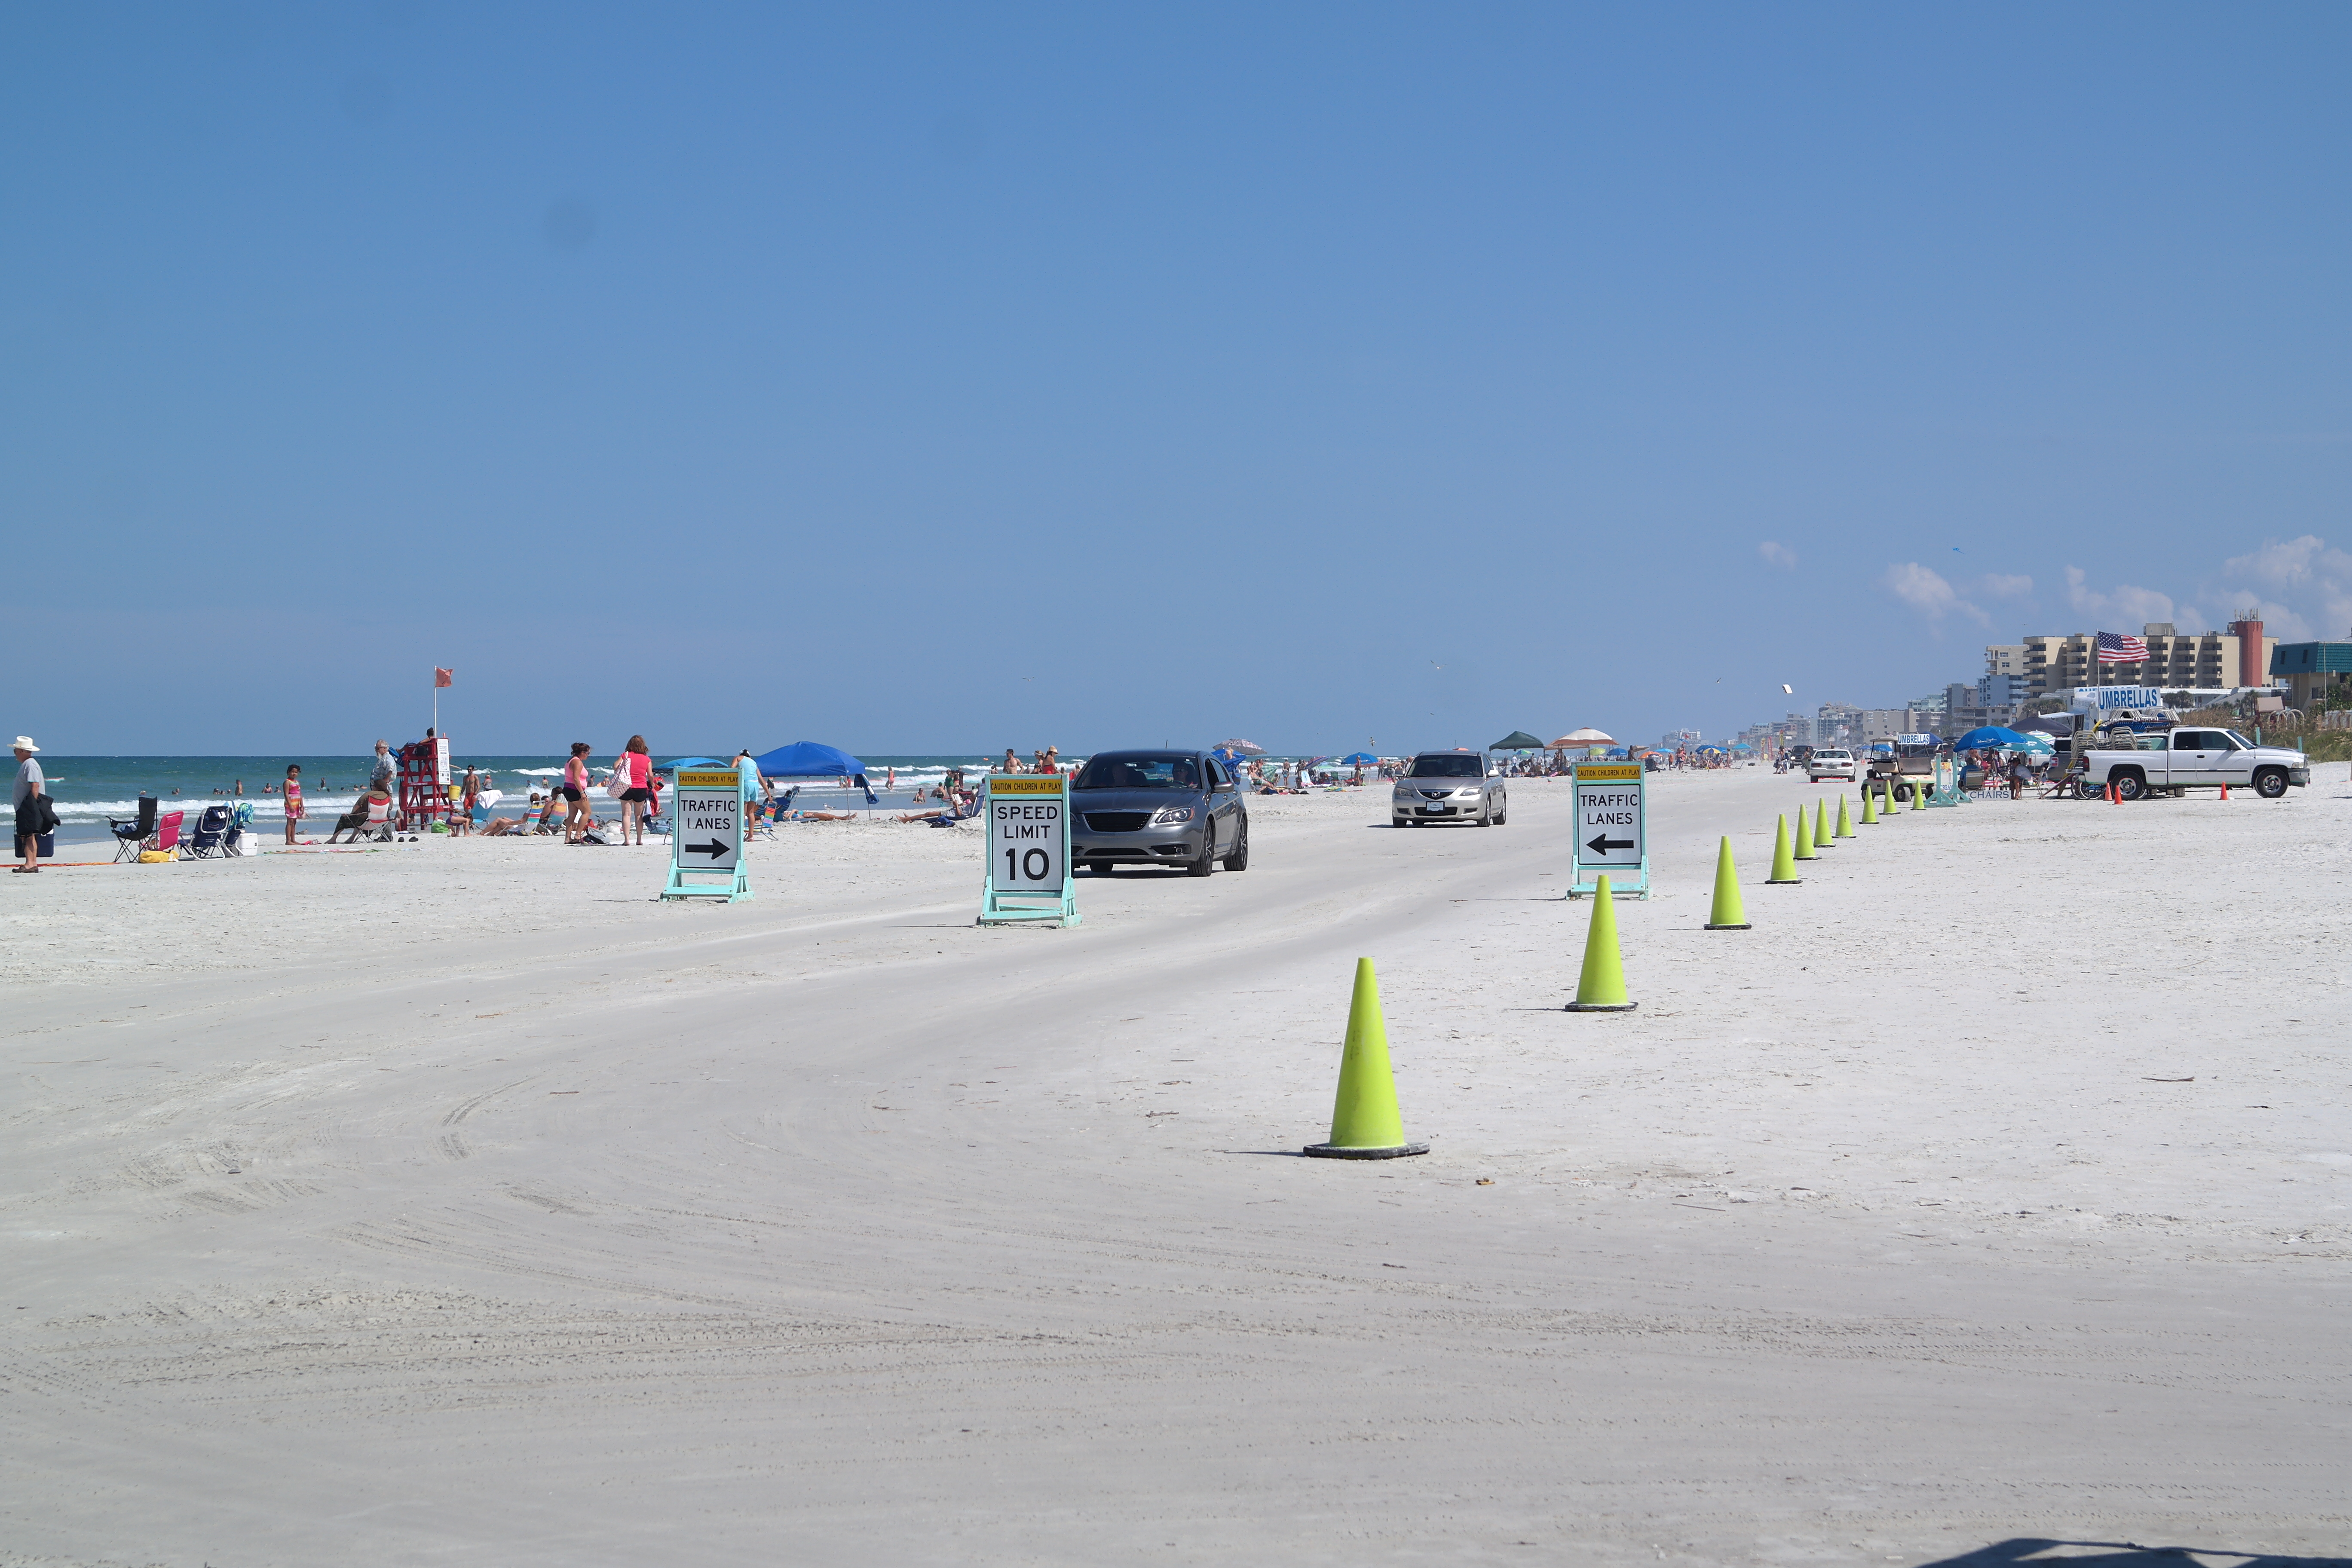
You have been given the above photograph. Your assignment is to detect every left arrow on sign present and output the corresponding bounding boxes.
[686,839,731,858]
[1586,833,1635,854]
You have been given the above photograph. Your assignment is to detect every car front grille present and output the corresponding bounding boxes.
[1084,811,1150,832]
[1419,789,1455,800]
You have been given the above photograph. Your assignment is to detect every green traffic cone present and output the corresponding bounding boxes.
[1567,874,1635,1010]
[1912,780,1925,811]
[1860,789,1877,825]
[1306,958,1427,1158]
[1793,806,1817,861]
[1704,837,1749,930]
[1767,815,1801,883]
[1813,798,1831,848]
[1834,794,1854,838]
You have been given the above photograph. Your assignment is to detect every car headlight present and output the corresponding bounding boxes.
[1151,805,1194,824]
[1453,787,1481,797]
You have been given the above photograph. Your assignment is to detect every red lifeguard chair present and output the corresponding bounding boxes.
[396,737,451,830]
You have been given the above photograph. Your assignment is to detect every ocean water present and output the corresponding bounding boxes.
[27,755,1015,843]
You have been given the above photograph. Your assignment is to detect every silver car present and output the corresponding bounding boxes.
[1070,750,1251,875]
[1392,750,1507,827]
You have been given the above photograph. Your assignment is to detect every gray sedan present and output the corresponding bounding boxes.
[1069,750,1251,876]
[1391,749,1507,826]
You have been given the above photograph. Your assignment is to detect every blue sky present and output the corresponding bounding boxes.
[5,3,2348,755]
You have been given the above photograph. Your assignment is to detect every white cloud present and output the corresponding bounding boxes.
[2064,566,2174,628]
[2216,536,2352,640]
[2221,535,2352,594]
[1758,541,1796,568]
[1978,573,2034,598]
[1882,563,1987,627]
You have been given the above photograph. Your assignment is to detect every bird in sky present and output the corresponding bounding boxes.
[1782,683,1794,694]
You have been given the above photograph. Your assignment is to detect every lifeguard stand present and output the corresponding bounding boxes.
[397,737,452,830]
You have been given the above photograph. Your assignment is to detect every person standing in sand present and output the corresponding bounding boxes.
[368,741,395,794]
[613,737,652,846]
[1001,748,1020,774]
[13,736,46,873]
[562,743,593,844]
[282,764,304,845]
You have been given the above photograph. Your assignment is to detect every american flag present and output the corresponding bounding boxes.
[2095,632,2147,664]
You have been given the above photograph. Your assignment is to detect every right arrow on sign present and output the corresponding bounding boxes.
[1586,833,1635,854]
[686,839,731,859]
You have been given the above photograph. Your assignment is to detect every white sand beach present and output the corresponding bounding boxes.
[4,771,2348,1565]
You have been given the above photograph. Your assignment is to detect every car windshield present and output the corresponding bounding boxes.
[2223,730,2253,749]
[1408,755,1483,778]
[1074,754,1200,790]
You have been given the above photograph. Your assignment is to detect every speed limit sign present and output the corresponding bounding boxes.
[980,775,1081,927]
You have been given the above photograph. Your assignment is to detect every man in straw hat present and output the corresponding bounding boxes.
[13,736,46,873]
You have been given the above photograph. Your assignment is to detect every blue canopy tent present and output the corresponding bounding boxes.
[756,740,878,807]
[754,741,867,778]
[1339,751,1379,765]
[658,756,724,772]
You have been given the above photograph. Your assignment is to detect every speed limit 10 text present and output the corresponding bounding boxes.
[993,802,1060,884]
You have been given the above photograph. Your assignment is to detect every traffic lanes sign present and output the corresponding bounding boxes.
[1570,761,1648,898]
[673,773,742,871]
[664,767,752,901]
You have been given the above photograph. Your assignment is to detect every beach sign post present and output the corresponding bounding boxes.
[662,767,753,903]
[979,774,1080,927]
[1566,761,1649,900]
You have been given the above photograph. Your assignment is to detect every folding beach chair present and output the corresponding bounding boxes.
[351,797,397,843]
[110,796,159,862]
[149,811,186,859]
[181,805,232,858]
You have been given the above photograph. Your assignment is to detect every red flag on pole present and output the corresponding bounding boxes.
[434,668,454,688]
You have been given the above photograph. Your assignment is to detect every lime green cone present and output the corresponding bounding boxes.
[1835,794,1854,838]
[1305,958,1427,1158]
[1704,837,1749,930]
[1861,789,1877,825]
[1793,807,1817,861]
[1912,780,1925,811]
[1767,815,1801,884]
[1813,798,1832,848]
[1567,874,1635,1011]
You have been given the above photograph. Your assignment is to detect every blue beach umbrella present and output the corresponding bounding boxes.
[1340,752,1379,765]
[1952,726,2031,751]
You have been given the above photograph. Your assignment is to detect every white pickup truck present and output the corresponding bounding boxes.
[2078,725,2311,800]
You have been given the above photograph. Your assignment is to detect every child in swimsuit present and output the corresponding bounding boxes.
[282,764,304,844]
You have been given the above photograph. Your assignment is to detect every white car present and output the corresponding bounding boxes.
[1808,749,1857,782]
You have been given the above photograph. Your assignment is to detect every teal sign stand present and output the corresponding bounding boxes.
[1566,762,1650,899]
[979,775,1080,926]
[1926,754,1966,806]
[662,767,754,902]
